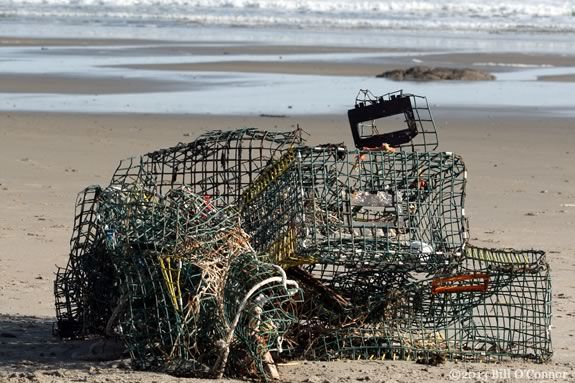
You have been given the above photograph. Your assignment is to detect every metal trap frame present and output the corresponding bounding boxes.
[239,139,551,363]
[290,245,551,363]
[54,90,552,381]
[348,90,438,152]
[54,129,305,380]
[243,146,468,273]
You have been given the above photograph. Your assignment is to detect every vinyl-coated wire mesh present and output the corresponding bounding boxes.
[54,186,116,339]
[54,90,552,381]
[239,137,550,364]
[54,129,304,380]
[243,146,468,274]
[142,128,303,204]
[289,245,551,363]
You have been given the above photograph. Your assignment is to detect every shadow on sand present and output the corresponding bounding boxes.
[0,314,125,373]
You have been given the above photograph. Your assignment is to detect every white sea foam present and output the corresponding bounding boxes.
[5,0,574,17]
[2,0,575,33]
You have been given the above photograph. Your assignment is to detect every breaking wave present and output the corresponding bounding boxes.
[2,0,575,33]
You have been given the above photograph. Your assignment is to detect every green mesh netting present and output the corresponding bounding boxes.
[55,91,552,382]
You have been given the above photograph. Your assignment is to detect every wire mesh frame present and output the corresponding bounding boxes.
[141,128,304,206]
[459,245,552,361]
[239,143,551,364]
[242,147,468,276]
[353,89,439,152]
[54,185,116,339]
[292,246,551,363]
[54,140,305,380]
[55,128,304,340]
[54,125,552,377]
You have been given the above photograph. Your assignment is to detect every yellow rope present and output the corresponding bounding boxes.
[266,226,316,268]
[159,255,181,311]
[466,246,529,266]
[241,149,296,206]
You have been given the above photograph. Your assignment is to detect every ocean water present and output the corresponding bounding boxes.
[1,0,575,115]
[1,0,574,54]
[2,0,575,33]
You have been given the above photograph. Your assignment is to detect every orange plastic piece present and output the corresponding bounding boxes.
[431,273,489,294]
[361,143,397,153]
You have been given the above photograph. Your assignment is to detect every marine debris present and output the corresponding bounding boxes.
[54,90,552,381]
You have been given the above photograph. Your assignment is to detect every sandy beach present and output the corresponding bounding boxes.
[0,36,574,382]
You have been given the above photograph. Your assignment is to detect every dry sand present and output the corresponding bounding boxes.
[0,38,574,382]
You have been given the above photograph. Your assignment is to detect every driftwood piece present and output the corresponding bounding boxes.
[263,351,280,380]
[287,267,350,313]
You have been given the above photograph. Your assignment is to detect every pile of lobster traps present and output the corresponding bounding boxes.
[54,90,552,381]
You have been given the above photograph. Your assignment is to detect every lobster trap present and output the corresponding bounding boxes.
[287,245,551,363]
[242,142,551,363]
[54,129,304,380]
[54,186,114,339]
[115,128,304,205]
[55,90,552,381]
[243,147,468,273]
